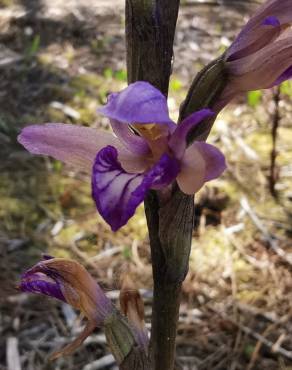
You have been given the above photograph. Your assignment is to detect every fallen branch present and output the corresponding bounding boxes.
[6,337,21,370]
[211,308,292,361]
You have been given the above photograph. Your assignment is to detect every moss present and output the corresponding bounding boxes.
[237,289,264,303]
[54,224,84,246]
[219,180,241,202]
[0,171,48,233]
[245,129,272,161]
[190,228,232,279]
[0,0,15,7]
[45,106,67,122]
[71,74,104,91]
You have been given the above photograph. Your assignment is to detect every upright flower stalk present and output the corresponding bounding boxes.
[18,0,292,369]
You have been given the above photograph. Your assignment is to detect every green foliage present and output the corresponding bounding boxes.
[247,90,262,108]
[280,80,292,97]
[122,246,132,260]
[103,68,127,82]
[52,161,63,172]
[244,344,255,358]
[115,69,127,81]
[104,67,114,79]
[0,0,14,7]
[0,113,20,139]
[27,35,41,57]
[170,78,183,92]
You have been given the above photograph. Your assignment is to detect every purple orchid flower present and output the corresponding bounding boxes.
[20,257,114,359]
[18,81,226,231]
[217,0,292,109]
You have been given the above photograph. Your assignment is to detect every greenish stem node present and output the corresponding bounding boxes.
[158,189,195,283]
[104,312,136,365]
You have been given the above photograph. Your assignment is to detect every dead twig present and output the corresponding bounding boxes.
[212,308,292,361]
[240,197,292,265]
[6,337,21,370]
[269,86,281,198]
[82,354,115,370]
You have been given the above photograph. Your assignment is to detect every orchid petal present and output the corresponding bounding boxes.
[110,119,150,156]
[169,109,215,159]
[196,142,226,181]
[249,0,292,27]
[18,123,146,175]
[20,271,66,302]
[273,65,292,86]
[227,0,292,60]
[226,37,292,92]
[99,81,174,125]
[227,22,281,61]
[118,152,149,174]
[18,123,121,172]
[262,16,280,27]
[177,142,226,195]
[92,146,179,231]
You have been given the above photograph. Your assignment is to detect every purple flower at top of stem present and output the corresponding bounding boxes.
[20,256,114,359]
[217,0,292,109]
[18,82,226,231]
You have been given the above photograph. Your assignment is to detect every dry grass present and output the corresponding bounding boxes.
[1,0,292,369]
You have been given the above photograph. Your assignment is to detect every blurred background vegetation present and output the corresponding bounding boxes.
[1,0,292,369]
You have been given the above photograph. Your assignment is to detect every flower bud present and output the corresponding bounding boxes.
[217,0,292,110]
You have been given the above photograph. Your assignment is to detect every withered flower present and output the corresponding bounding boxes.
[20,256,114,359]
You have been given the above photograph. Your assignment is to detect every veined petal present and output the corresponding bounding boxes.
[92,146,180,231]
[168,109,215,159]
[177,142,226,195]
[99,81,174,125]
[196,142,226,181]
[18,123,121,172]
[18,123,144,174]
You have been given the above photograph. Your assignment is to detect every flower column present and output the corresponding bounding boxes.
[125,1,189,370]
